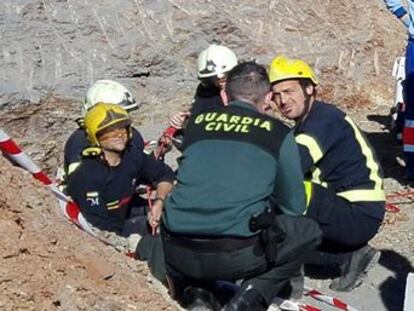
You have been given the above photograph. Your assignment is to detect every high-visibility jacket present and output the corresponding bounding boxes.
[295,101,385,219]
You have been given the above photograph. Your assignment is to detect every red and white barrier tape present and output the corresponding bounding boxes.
[304,287,358,311]
[273,296,321,311]
[0,128,94,235]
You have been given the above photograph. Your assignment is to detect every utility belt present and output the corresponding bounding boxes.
[162,227,261,252]
[249,207,285,264]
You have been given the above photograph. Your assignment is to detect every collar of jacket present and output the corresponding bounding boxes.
[228,100,258,112]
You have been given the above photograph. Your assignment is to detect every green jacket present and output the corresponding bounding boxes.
[164,100,306,237]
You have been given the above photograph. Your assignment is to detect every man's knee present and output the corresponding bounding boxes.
[274,215,322,246]
[271,215,322,264]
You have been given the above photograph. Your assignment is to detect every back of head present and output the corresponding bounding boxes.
[84,102,131,146]
[82,80,138,116]
[197,44,238,79]
[225,61,271,105]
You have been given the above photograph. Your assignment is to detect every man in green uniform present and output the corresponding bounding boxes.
[161,62,322,311]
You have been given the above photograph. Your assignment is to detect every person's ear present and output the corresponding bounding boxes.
[220,88,229,106]
[264,92,273,104]
[305,84,315,96]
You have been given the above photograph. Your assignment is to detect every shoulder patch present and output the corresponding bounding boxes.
[82,147,102,158]
[86,191,99,206]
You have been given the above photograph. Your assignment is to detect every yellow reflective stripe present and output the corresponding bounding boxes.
[107,200,120,210]
[337,189,385,202]
[295,134,323,164]
[311,167,328,188]
[344,116,384,197]
[107,200,119,207]
[68,162,81,175]
[303,181,312,214]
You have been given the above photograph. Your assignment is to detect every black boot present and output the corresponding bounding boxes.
[183,287,220,311]
[221,285,267,311]
[329,245,381,292]
[278,266,304,300]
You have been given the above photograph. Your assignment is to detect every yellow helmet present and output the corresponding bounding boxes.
[84,102,131,146]
[268,55,319,85]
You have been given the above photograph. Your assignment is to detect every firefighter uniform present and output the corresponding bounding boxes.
[66,141,174,280]
[295,101,385,249]
[190,83,223,115]
[162,100,322,305]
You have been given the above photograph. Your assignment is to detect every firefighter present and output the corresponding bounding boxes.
[161,62,321,311]
[268,55,385,292]
[168,44,238,131]
[66,103,174,281]
[64,80,142,176]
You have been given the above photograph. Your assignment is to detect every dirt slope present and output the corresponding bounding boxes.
[0,156,178,310]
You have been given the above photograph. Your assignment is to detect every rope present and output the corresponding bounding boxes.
[144,126,178,235]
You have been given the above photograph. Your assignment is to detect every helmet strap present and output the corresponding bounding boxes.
[292,79,315,123]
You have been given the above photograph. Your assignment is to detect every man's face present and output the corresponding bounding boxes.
[271,80,309,121]
[98,127,128,152]
[215,76,227,89]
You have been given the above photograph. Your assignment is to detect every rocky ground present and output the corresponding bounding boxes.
[0,0,413,310]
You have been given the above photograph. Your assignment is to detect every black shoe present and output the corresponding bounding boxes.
[329,245,380,292]
[183,287,220,311]
[221,285,267,311]
[289,267,304,299]
[278,267,304,300]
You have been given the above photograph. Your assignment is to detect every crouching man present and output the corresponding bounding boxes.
[66,103,174,281]
[161,62,322,311]
[268,55,385,292]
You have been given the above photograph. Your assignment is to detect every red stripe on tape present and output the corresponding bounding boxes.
[66,201,80,220]
[306,289,321,296]
[301,305,322,311]
[0,139,22,155]
[33,171,52,185]
[332,298,347,310]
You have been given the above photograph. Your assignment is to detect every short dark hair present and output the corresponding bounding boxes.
[298,78,315,89]
[298,78,317,96]
[226,61,270,104]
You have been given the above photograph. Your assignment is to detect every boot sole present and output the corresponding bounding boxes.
[330,248,381,292]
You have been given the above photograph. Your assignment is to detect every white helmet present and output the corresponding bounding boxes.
[82,80,138,116]
[197,44,238,79]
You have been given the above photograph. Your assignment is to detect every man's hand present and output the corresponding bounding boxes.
[148,182,173,234]
[264,97,279,117]
[169,111,191,129]
[158,134,173,148]
[148,199,164,233]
